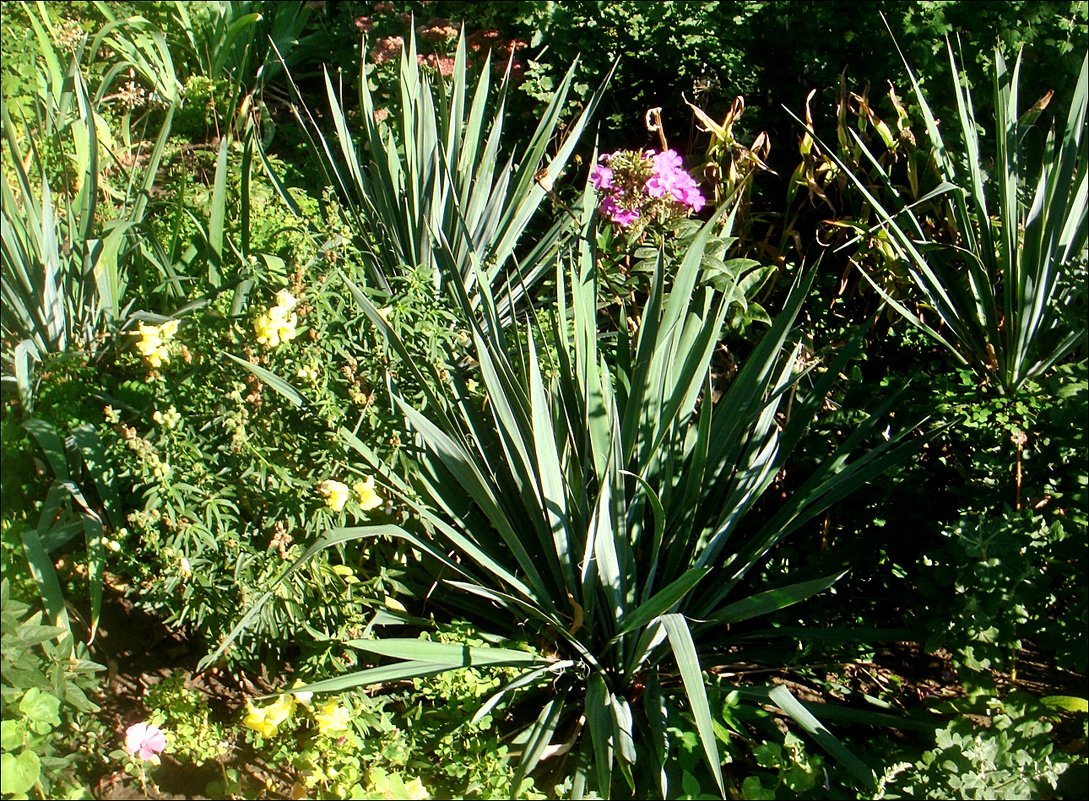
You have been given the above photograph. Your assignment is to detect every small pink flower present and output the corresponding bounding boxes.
[124,722,167,761]
[601,196,640,226]
[589,163,613,190]
[373,35,404,65]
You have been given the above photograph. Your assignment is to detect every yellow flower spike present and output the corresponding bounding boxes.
[242,702,277,738]
[352,476,383,512]
[135,321,180,368]
[255,292,299,348]
[313,700,351,736]
[275,290,297,311]
[317,480,351,512]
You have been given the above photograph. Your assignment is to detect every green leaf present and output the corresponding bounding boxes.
[22,513,70,633]
[283,662,458,696]
[0,720,24,751]
[1040,695,1089,714]
[343,638,549,667]
[0,750,40,796]
[224,353,305,407]
[767,684,875,790]
[616,568,710,637]
[712,571,847,625]
[660,614,725,797]
[19,688,61,731]
[207,136,229,285]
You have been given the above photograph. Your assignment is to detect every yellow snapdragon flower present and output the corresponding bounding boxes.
[313,700,351,736]
[352,475,383,512]
[317,479,351,512]
[255,290,299,348]
[243,695,296,738]
[135,321,179,368]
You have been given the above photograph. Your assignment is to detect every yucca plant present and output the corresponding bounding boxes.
[1,52,174,409]
[207,184,927,795]
[274,31,608,310]
[799,38,1088,396]
[1,36,170,641]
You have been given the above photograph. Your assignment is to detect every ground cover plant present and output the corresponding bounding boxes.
[1,1,1086,799]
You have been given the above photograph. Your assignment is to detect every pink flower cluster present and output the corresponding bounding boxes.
[590,149,705,228]
[646,150,706,212]
[372,35,404,65]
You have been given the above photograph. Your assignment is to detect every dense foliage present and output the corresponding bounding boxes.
[2,1,1085,799]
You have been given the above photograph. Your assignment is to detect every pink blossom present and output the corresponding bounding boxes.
[373,36,404,65]
[645,148,705,210]
[124,721,166,761]
[589,163,613,190]
[601,196,640,226]
[418,53,456,77]
[650,149,683,173]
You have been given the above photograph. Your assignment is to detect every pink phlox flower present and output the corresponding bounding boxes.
[647,148,706,211]
[650,149,684,174]
[681,184,706,212]
[125,721,167,761]
[589,163,613,190]
[644,173,673,199]
[601,195,640,226]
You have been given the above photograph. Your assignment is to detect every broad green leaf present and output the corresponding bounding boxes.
[0,750,41,797]
[1040,695,1089,714]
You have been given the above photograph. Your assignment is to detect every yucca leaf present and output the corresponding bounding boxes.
[343,638,550,667]
[710,571,847,626]
[585,674,615,794]
[472,662,575,726]
[616,567,709,638]
[224,353,305,407]
[768,684,875,790]
[512,699,564,790]
[286,662,456,696]
[660,613,725,797]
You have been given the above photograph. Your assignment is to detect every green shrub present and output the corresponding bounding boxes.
[0,581,106,800]
[874,691,1083,800]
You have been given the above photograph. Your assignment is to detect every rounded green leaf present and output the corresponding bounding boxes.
[0,720,25,751]
[19,688,61,731]
[1,749,41,796]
